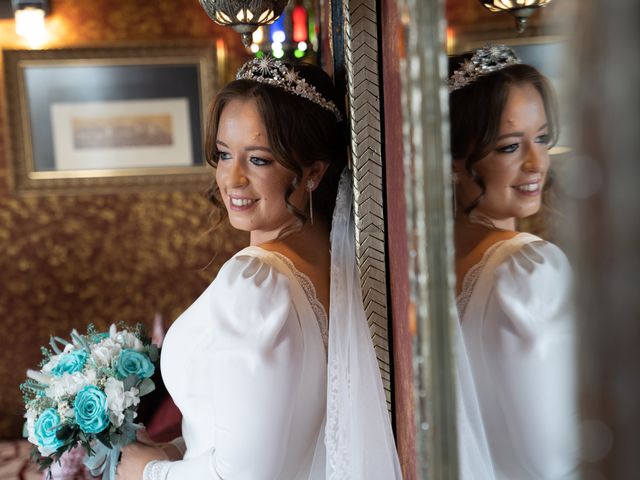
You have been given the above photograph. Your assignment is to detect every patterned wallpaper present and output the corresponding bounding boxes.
[0,0,248,438]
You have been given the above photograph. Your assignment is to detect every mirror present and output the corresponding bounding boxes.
[401,1,581,478]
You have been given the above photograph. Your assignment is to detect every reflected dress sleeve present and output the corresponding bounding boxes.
[145,255,304,480]
[487,241,579,479]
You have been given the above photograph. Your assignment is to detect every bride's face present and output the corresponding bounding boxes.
[455,83,551,230]
[215,98,309,244]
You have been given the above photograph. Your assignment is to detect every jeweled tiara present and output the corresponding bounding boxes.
[448,45,521,92]
[236,57,343,122]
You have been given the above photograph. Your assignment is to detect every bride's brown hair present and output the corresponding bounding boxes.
[204,63,347,235]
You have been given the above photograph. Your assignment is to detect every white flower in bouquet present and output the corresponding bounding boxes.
[109,324,144,351]
[20,322,159,480]
[46,369,97,400]
[90,337,122,367]
[104,377,140,427]
[25,407,38,446]
[57,401,74,419]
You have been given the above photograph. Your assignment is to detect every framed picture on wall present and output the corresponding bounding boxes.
[3,42,226,194]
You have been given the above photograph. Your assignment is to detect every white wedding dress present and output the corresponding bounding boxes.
[145,170,402,480]
[456,232,579,480]
[159,247,328,479]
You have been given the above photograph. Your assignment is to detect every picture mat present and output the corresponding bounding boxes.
[50,99,193,170]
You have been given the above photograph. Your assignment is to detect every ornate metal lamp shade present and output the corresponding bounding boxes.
[199,0,288,47]
[479,0,553,33]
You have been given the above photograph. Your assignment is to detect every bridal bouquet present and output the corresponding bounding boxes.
[20,323,159,479]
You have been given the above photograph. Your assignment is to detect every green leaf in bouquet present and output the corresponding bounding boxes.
[96,429,112,449]
[71,330,91,352]
[133,322,152,344]
[110,431,123,446]
[138,378,155,397]
[120,419,142,444]
[79,432,95,456]
[49,336,70,355]
[123,374,140,391]
[55,424,76,442]
[148,344,159,363]
[38,455,53,471]
[124,409,136,423]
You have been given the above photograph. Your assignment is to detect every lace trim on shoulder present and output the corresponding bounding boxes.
[269,252,329,350]
[455,241,504,318]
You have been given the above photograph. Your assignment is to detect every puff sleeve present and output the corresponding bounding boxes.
[152,255,304,480]
[485,241,579,479]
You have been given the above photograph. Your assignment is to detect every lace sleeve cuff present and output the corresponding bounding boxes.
[143,460,172,480]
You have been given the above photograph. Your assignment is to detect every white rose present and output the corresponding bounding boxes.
[45,369,97,400]
[105,383,125,427]
[90,338,122,367]
[110,328,144,352]
[24,408,38,446]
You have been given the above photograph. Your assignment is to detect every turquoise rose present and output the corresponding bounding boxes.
[52,350,87,377]
[74,385,109,433]
[114,349,155,380]
[34,408,64,451]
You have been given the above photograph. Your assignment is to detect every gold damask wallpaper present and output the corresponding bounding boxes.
[0,0,248,438]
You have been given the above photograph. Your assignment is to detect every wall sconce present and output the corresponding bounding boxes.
[479,0,553,33]
[198,0,288,47]
[12,0,49,46]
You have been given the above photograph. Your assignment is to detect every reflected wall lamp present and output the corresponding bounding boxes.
[10,0,49,45]
[479,0,552,33]
[198,0,288,48]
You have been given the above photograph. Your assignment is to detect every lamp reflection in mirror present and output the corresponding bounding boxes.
[198,0,288,47]
[479,0,553,33]
[12,0,48,47]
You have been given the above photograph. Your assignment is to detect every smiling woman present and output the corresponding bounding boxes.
[214,99,318,244]
[449,46,579,480]
[453,82,552,230]
[115,58,402,480]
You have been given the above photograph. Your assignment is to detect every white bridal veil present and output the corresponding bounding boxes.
[312,169,403,479]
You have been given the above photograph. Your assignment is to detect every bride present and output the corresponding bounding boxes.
[449,46,579,479]
[116,58,402,480]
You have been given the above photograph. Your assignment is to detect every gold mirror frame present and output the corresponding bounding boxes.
[2,42,225,195]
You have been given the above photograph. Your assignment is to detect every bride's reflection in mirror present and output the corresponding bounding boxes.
[449,46,579,479]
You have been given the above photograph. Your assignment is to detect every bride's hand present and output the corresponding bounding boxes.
[116,431,168,480]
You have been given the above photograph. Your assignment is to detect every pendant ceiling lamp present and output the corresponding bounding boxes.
[199,0,288,47]
[479,0,553,33]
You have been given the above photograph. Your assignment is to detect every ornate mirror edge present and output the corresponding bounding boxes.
[400,0,459,477]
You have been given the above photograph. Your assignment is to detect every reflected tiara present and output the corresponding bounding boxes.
[236,57,343,122]
[448,45,521,92]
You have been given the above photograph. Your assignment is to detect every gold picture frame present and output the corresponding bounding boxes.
[2,42,225,194]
